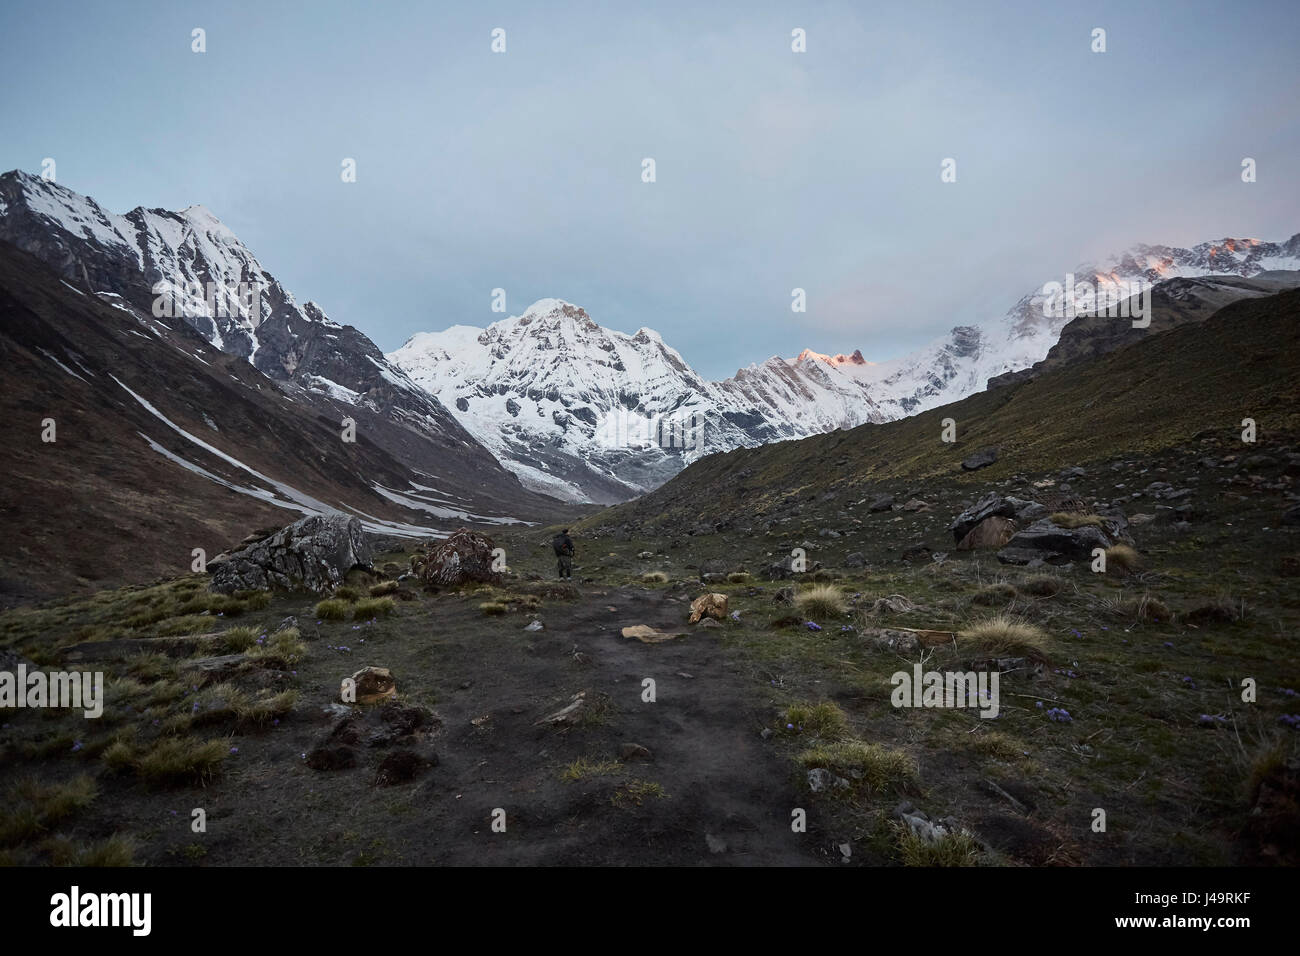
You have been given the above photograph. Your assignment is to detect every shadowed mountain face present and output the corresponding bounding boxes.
[0,241,572,605]
[584,288,1300,536]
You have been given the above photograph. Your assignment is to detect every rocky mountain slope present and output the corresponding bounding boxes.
[0,170,549,520]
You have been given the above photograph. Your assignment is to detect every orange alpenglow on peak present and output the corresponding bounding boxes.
[793,348,869,366]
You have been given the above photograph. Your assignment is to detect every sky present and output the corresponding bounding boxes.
[1,0,1297,379]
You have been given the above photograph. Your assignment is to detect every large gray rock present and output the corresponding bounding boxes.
[208,515,372,594]
[995,518,1115,564]
[961,447,999,471]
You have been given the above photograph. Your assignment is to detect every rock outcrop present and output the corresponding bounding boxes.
[208,515,372,594]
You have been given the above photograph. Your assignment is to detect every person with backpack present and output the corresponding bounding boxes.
[552,529,576,580]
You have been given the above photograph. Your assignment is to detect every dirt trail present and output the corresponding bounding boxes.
[382,586,824,865]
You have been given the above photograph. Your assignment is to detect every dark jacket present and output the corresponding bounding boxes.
[552,533,575,557]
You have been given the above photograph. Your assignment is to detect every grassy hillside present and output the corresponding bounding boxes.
[586,289,1300,533]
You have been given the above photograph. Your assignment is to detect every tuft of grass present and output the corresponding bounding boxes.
[244,591,271,610]
[102,740,136,773]
[0,775,98,846]
[641,571,669,584]
[1117,593,1171,623]
[783,700,851,741]
[1050,512,1105,529]
[1185,598,1242,625]
[798,740,918,793]
[369,581,399,597]
[971,582,1017,606]
[46,833,137,867]
[478,601,508,616]
[895,823,983,866]
[611,779,667,808]
[560,757,622,782]
[246,628,306,667]
[794,584,847,620]
[314,599,349,621]
[353,597,395,620]
[220,626,259,652]
[958,614,1051,658]
[727,572,753,584]
[156,615,214,637]
[1105,544,1141,573]
[333,586,361,602]
[967,731,1026,762]
[1019,573,1062,597]
[135,737,228,787]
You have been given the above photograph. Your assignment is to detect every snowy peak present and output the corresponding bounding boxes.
[793,348,869,367]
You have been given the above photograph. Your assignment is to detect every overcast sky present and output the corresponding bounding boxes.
[2,0,1297,379]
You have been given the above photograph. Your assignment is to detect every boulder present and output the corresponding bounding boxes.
[949,493,1018,543]
[902,498,930,512]
[844,551,866,568]
[868,495,895,512]
[961,447,999,471]
[411,528,501,586]
[956,515,1018,551]
[208,515,372,594]
[996,518,1114,564]
[688,592,729,624]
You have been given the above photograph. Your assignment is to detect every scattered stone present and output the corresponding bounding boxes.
[862,628,920,653]
[346,666,396,705]
[774,587,796,604]
[961,447,999,471]
[621,625,688,643]
[869,494,896,512]
[523,620,544,631]
[868,594,919,615]
[620,743,652,761]
[696,617,722,628]
[688,592,729,623]
[535,691,586,725]
[807,768,850,793]
[208,515,372,594]
[902,498,930,512]
[637,551,655,559]
[844,551,866,568]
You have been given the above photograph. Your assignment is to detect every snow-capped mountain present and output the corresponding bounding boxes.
[0,170,564,546]
[393,233,1300,503]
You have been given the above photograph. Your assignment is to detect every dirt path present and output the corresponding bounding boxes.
[374,586,823,865]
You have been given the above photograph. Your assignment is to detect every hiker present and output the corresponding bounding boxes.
[552,528,575,580]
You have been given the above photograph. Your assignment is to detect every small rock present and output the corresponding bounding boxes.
[620,743,652,761]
